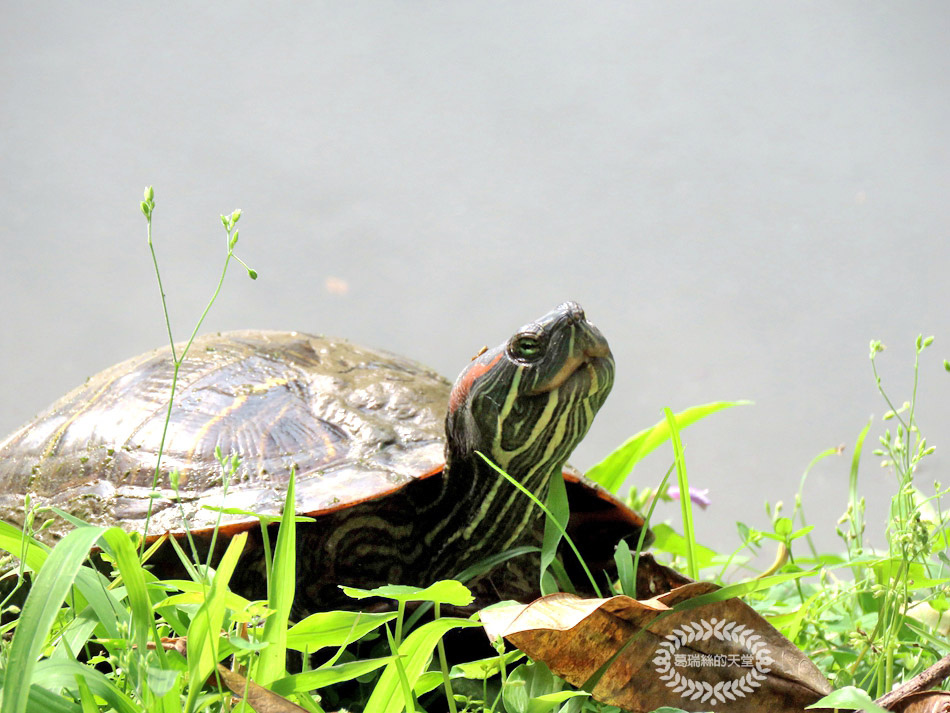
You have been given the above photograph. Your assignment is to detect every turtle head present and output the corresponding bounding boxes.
[445,302,614,488]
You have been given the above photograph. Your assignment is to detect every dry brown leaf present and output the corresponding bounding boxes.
[215,664,308,713]
[634,553,694,599]
[157,636,188,656]
[482,582,832,713]
[890,691,950,713]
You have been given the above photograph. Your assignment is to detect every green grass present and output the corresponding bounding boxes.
[0,190,946,712]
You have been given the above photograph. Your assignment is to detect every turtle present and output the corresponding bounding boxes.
[0,302,655,611]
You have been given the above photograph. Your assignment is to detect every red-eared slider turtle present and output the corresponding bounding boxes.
[0,302,651,610]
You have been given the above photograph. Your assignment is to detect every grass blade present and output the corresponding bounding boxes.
[539,468,570,595]
[74,672,99,713]
[665,407,698,579]
[184,530,248,713]
[613,539,634,597]
[1,525,107,713]
[848,419,872,554]
[101,527,168,700]
[270,657,395,695]
[0,667,80,713]
[33,659,141,713]
[0,520,51,568]
[587,400,750,492]
[0,522,127,642]
[257,468,297,686]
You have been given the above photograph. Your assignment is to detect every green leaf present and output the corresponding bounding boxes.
[449,650,525,680]
[286,610,398,652]
[404,545,538,631]
[613,538,636,597]
[766,591,820,641]
[847,419,872,549]
[649,524,718,569]
[73,672,98,713]
[1,525,107,713]
[156,580,266,621]
[531,690,589,710]
[50,505,164,645]
[227,635,269,652]
[9,524,127,642]
[774,516,794,537]
[0,668,80,713]
[271,657,395,695]
[199,505,312,524]
[164,532,203,584]
[540,469,570,596]
[0,520,51,569]
[503,662,585,713]
[413,670,444,696]
[341,579,474,607]
[145,664,182,698]
[101,527,165,686]
[32,660,140,713]
[808,686,890,713]
[872,558,933,586]
[665,407,698,580]
[363,617,480,713]
[667,570,815,615]
[788,525,814,540]
[587,400,750,492]
[54,608,100,660]
[384,623,416,713]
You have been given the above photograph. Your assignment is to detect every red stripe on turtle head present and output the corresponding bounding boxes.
[448,351,503,414]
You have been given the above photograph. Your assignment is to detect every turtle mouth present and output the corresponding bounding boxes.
[529,345,612,395]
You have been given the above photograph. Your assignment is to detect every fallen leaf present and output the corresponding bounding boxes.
[481,583,832,713]
[216,664,308,712]
[890,691,950,713]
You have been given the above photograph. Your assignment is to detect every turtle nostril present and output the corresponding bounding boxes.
[560,301,586,325]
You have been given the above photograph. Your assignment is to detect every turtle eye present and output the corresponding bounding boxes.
[510,334,543,361]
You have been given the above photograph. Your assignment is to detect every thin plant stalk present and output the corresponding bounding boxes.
[137,190,255,554]
[434,603,458,713]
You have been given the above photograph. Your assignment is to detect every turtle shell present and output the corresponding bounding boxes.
[0,331,452,539]
[0,330,645,551]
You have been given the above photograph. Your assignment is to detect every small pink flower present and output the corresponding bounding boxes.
[668,486,711,509]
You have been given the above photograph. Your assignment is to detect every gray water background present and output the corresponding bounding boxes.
[2,3,949,557]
